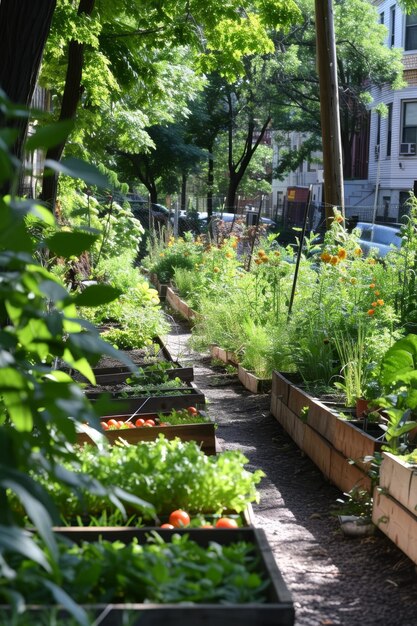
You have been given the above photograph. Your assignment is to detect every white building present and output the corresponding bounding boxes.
[272,0,417,225]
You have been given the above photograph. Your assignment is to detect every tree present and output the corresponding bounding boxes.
[37,0,301,210]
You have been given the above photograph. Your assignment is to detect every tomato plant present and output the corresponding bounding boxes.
[169,509,191,527]
[215,517,239,528]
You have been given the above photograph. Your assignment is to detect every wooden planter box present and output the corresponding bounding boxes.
[270,371,382,493]
[87,382,206,415]
[237,364,271,394]
[166,286,198,322]
[77,414,217,455]
[372,452,417,564]
[89,365,194,386]
[210,344,239,366]
[48,527,294,626]
[149,272,169,299]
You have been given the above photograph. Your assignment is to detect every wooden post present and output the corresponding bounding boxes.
[315,0,344,226]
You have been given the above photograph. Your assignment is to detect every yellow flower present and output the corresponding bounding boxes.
[257,249,266,258]
[231,240,238,249]
[350,277,357,284]
[377,299,384,306]
[274,251,281,257]
[330,255,339,265]
[369,283,376,289]
[159,253,165,257]
[320,252,332,263]
[254,259,262,265]
[225,252,233,259]
[337,248,347,260]
[213,267,220,273]
[367,258,376,265]
[262,256,269,263]
[354,248,363,256]
[374,290,380,296]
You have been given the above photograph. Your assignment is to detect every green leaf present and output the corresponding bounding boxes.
[39,279,69,303]
[61,351,96,385]
[0,470,58,558]
[2,393,33,431]
[43,580,89,626]
[381,334,417,388]
[0,526,51,572]
[26,120,75,151]
[73,284,122,307]
[68,332,137,370]
[0,368,25,390]
[44,156,109,188]
[46,231,99,258]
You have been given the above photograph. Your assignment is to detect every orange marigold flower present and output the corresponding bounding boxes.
[231,240,238,249]
[354,248,363,256]
[374,290,380,296]
[367,309,375,316]
[369,283,376,289]
[225,252,233,259]
[377,299,384,306]
[372,301,377,307]
[262,256,269,263]
[337,248,347,260]
[257,249,266,257]
[330,255,339,265]
[254,258,262,265]
[320,252,332,263]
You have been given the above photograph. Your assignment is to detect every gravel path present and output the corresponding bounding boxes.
[163,318,417,626]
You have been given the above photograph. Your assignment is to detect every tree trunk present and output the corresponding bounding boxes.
[225,116,271,211]
[40,0,95,211]
[0,0,56,162]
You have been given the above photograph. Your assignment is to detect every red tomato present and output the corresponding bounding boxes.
[144,419,155,427]
[169,509,191,528]
[107,419,118,428]
[215,517,239,529]
[126,422,135,429]
[102,421,109,431]
[187,406,198,416]
[160,523,175,529]
[201,524,214,528]
[135,418,145,427]
[117,421,125,428]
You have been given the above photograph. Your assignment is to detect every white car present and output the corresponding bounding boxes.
[354,222,401,257]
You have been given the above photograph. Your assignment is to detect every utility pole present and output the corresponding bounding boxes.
[315,0,344,226]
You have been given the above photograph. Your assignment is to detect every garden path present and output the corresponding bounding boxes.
[163,316,417,626]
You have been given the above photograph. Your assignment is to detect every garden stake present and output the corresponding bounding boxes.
[287,185,312,319]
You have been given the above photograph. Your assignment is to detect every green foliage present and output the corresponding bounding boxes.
[3,533,269,609]
[20,438,264,521]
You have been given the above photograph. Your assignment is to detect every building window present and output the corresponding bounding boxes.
[380,11,384,25]
[405,13,417,50]
[390,5,396,47]
[402,101,417,144]
[387,103,393,157]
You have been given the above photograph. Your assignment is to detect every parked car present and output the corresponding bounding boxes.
[354,222,401,257]
[195,211,277,232]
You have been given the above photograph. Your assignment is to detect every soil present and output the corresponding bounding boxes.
[162,318,417,626]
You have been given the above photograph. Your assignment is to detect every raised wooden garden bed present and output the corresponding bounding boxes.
[166,286,197,321]
[237,364,271,394]
[91,365,194,386]
[149,272,168,299]
[270,371,383,493]
[87,382,206,415]
[210,344,239,366]
[77,413,217,455]
[372,452,417,564]
[49,527,294,626]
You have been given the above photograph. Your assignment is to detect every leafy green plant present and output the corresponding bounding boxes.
[333,322,369,407]
[17,438,265,522]
[2,533,269,610]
